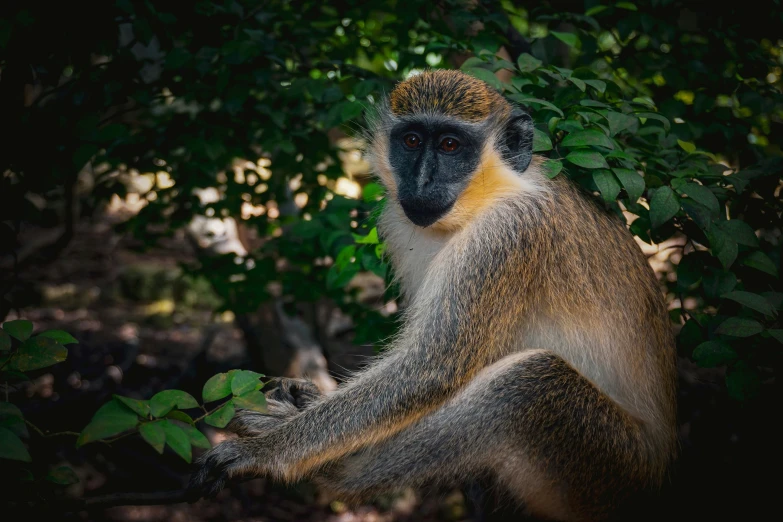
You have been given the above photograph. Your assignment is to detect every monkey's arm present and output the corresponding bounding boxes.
[190,208,544,495]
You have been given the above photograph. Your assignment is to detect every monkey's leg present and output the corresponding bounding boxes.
[318,350,650,521]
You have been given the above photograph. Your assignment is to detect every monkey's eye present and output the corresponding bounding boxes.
[439,137,460,153]
[403,133,422,149]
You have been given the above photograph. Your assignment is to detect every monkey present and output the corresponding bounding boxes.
[189,69,678,522]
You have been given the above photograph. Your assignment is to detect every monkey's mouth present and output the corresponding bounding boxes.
[399,198,455,228]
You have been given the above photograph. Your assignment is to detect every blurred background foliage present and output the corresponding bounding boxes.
[0,0,781,520]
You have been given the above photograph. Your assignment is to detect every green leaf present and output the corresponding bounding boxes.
[459,57,487,70]
[612,168,645,201]
[565,150,609,169]
[204,401,235,428]
[677,140,696,153]
[532,128,552,152]
[327,246,360,289]
[568,77,586,91]
[340,101,364,122]
[15,469,34,482]
[703,269,737,298]
[77,399,139,447]
[583,79,606,93]
[707,228,738,269]
[721,291,777,317]
[680,197,712,231]
[0,331,11,351]
[0,414,28,437]
[516,53,542,72]
[232,390,268,413]
[180,424,211,449]
[540,159,563,179]
[635,112,670,131]
[508,96,564,117]
[161,420,192,463]
[165,410,195,425]
[557,120,584,133]
[36,330,78,345]
[149,390,199,418]
[361,246,387,278]
[676,254,702,290]
[464,67,502,91]
[585,5,609,16]
[2,320,33,342]
[202,373,233,403]
[768,330,783,344]
[616,2,638,10]
[648,187,680,229]
[231,370,263,396]
[362,182,384,203]
[726,362,761,401]
[678,183,719,215]
[592,170,621,202]
[551,31,579,48]
[46,466,80,485]
[561,129,614,149]
[579,99,609,108]
[335,245,356,268]
[741,251,778,276]
[0,402,23,419]
[693,341,737,367]
[114,395,150,417]
[716,220,758,247]
[354,227,379,244]
[606,112,637,135]
[10,337,68,372]
[0,427,31,462]
[139,422,166,454]
[715,317,763,338]
[631,97,655,109]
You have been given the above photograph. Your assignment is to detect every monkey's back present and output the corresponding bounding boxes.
[509,173,677,464]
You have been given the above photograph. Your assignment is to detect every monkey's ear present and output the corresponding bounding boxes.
[502,108,534,173]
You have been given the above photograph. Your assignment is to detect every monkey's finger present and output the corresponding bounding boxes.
[227,402,296,437]
[188,450,236,499]
[204,475,227,499]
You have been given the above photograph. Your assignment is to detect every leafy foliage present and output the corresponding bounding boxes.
[0,319,262,491]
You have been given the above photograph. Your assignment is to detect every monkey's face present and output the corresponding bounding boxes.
[388,115,487,228]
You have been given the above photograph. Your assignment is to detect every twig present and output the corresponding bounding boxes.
[78,489,194,508]
[25,420,84,440]
[5,489,195,513]
[193,403,226,423]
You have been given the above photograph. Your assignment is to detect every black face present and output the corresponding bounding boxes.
[389,116,486,227]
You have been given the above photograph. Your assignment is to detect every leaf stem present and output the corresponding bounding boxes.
[193,403,227,423]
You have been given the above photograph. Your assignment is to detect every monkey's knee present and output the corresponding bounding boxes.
[478,351,652,519]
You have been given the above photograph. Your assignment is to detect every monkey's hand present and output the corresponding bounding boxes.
[228,378,323,437]
[188,378,323,500]
[188,432,287,499]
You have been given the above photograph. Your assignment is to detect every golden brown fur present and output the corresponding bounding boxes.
[390,69,511,122]
[190,70,677,522]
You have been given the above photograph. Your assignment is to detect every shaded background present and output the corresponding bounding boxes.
[1,1,781,521]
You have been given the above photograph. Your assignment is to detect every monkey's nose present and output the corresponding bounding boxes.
[399,196,454,228]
